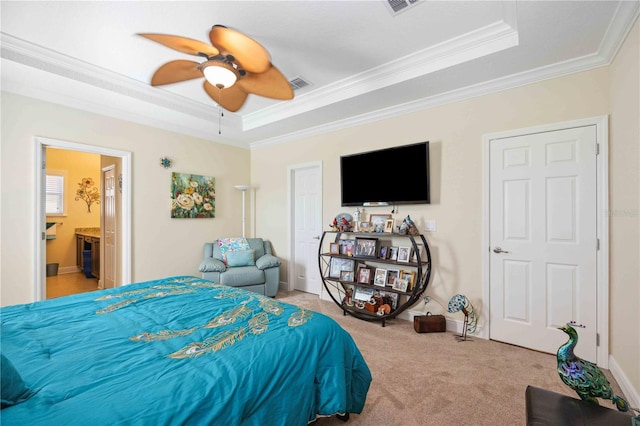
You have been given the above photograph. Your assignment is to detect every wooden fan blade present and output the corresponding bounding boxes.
[209,25,270,74]
[150,60,203,86]
[237,65,294,100]
[203,81,248,112]
[138,33,219,57]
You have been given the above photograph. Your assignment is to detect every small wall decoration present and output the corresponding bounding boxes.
[170,172,216,219]
[160,157,173,169]
[75,177,100,213]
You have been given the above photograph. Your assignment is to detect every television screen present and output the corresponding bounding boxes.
[340,142,430,206]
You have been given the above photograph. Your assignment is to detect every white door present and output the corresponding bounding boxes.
[489,125,598,361]
[103,166,117,289]
[291,163,323,295]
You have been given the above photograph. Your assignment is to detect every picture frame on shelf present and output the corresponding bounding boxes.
[329,242,340,255]
[397,246,411,263]
[357,266,373,284]
[400,270,416,290]
[339,239,355,256]
[386,268,400,287]
[354,237,378,258]
[388,246,399,261]
[384,219,395,233]
[373,268,387,287]
[359,221,373,232]
[392,277,409,292]
[340,270,354,282]
[329,257,355,279]
[354,286,375,302]
[369,214,392,232]
[380,291,398,310]
[378,246,388,259]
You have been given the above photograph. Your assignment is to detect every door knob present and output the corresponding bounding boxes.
[493,246,510,254]
[313,236,320,240]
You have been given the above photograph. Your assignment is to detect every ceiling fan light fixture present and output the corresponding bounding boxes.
[201,60,238,89]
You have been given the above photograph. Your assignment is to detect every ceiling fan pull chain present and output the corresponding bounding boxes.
[218,90,223,135]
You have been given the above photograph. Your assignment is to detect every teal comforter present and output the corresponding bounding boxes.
[0,276,371,425]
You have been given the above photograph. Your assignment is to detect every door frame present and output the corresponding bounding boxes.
[287,161,323,293]
[482,115,609,367]
[35,136,132,301]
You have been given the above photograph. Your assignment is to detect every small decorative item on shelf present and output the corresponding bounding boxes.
[330,212,353,232]
[399,215,420,236]
[343,288,354,307]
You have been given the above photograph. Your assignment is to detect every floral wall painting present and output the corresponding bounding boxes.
[171,172,216,218]
[75,177,100,213]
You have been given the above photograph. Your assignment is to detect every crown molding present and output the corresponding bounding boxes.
[0,32,219,121]
[250,3,638,149]
[244,17,519,131]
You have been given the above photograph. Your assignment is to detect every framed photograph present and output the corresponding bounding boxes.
[380,291,399,310]
[339,239,355,256]
[397,246,411,263]
[384,219,395,233]
[340,270,354,282]
[392,277,409,292]
[369,213,392,228]
[329,257,355,279]
[354,286,375,302]
[400,270,416,290]
[386,268,400,287]
[388,246,399,261]
[373,268,388,287]
[411,243,423,262]
[354,237,378,258]
[378,246,388,259]
[329,242,340,255]
[357,266,373,284]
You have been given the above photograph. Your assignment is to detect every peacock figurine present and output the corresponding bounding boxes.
[557,323,629,412]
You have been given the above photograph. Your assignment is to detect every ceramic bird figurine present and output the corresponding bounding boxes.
[557,323,629,412]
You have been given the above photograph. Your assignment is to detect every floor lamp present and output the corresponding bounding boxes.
[234,185,250,238]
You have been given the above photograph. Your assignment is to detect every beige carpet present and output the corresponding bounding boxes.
[276,290,629,425]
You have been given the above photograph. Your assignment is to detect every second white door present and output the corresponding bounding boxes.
[292,163,323,295]
[489,125,598,361]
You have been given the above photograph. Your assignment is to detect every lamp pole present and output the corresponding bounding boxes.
[234,185,250,237]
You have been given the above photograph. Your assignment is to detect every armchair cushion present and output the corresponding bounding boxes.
[226,249,255,267]
[256,254,281,270]
[217,237,251,265]
[198,257,226,273]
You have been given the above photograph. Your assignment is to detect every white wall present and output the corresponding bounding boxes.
[0,92,250,306]
[251,46,638,396]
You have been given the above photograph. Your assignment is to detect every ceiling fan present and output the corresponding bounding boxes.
[138,25,294,112]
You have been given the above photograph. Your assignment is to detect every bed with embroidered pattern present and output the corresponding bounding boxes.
[0,276,371,425]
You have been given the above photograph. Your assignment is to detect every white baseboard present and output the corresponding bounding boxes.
[609,354,640,410]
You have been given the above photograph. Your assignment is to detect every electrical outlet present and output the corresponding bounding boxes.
[425,220,436,232]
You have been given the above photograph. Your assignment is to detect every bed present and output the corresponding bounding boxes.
[0,276,371,425]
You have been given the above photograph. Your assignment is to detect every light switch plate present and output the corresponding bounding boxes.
[425,220,436,232]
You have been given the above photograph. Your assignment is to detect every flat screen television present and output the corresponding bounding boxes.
[340,141,430,206]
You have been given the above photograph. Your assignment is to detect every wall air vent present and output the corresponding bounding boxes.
[289,76,311,91]
[385,0,422,16]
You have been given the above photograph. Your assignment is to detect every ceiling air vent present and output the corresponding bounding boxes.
[385,0,422,16]
[289,76,311,91]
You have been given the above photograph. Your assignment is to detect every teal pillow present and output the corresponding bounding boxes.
[1,354,33,408]
[226,249,255,267]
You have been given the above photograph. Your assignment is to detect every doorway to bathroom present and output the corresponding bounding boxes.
[35,136,131,302]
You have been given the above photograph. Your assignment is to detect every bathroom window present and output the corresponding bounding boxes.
[46,170,66,216]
